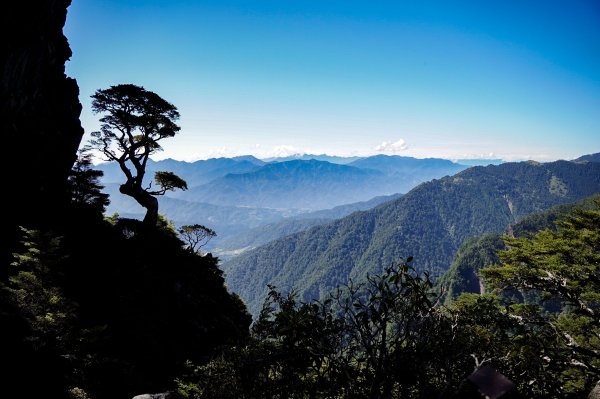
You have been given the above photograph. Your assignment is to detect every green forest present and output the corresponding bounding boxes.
[3,1,600,398]
[223,160,600,315]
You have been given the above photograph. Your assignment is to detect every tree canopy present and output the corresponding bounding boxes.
[482,201,600,382]
[89,84,187,226]
[178,224,217,254]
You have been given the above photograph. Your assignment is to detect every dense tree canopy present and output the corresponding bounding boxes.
[175,261,581,398]
[482,201,600,385]
[68,151,111,214]
[177,198,600,398]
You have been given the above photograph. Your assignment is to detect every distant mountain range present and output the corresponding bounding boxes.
[97,156,265,187]
[350,155,465,173]
[262,154,363,164]
[98,155,468,211]
[170,155,467,210]
[221,159,600,315]
[98,154,470,236]
[453,159,503,166]
[262,154,503,166]
[177,159,393,209]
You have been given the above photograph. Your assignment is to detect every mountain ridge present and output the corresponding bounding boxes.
[574,152,600,163]
[176,157,467,210]
[214,193,403,258]
[96,157,264,187]
[438,192,600,302]
[222,159,600,315]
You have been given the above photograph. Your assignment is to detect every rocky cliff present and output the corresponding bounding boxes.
[1,0,84,236]
[1,1,84,396]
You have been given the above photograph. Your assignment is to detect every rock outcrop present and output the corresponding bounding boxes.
[589,380,600,399]
[132,393,173,399]
[1,0,84,237]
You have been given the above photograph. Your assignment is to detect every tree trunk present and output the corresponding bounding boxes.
[119,183,159,227]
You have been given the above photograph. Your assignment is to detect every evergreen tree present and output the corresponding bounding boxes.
[178,224,217,254]
[482,200,600,393]
[68,151,110,214]
[89,84,188,227]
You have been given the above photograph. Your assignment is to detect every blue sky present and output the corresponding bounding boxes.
[65,0,600,161]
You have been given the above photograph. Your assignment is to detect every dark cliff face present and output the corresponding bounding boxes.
[2,0,84,231]
[1,2,85,395]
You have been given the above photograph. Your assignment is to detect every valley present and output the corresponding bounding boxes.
[99,153,600,317]
[99,154,467,252]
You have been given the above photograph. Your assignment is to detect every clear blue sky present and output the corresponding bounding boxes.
[65,0,600,161]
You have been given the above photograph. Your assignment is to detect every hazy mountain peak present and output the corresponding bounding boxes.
[264,154,364,164]
[573,152,600,163]
[231,155,266,165]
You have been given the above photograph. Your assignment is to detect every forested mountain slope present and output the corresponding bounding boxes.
[103,183,302,246]
[222,160,600,315]
[214,193,402,257]
[574,152,600,163]
[438,193,600,302]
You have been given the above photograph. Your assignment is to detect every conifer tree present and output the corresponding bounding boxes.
[89,84,187,226]
[482,201,600,387]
